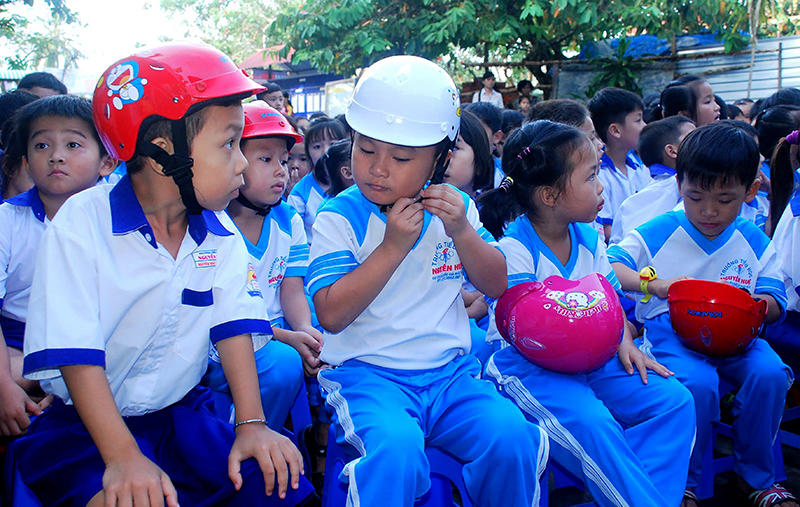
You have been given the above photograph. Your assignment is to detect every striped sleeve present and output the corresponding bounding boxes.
[754,239,788,325]
[305,211,359,298]
[285,212,310,278]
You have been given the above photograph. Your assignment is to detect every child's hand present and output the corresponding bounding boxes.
[382,197,424,255]
[617,339,673,384]
[102,451,178,507]
[421,184,470,238]
[0,378,40,436]
[648,275,691,300]
[229,423,304,499]
[281,329,324,376]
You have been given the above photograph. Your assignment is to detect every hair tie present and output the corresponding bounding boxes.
[517,147,531,160]
[787,130,799,145]
[499,176,514,192]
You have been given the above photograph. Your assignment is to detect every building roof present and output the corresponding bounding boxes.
[239,44,294,70]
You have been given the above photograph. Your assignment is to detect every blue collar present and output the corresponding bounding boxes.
[7,187,46,223]
[791,189,800,217]
[518,215,579,278]
[648,163,676,178]
[109,175,232,249]
[600,151,643,174]
[676,209,736,256]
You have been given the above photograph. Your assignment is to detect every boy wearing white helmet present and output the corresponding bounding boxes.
[307,55,548,506]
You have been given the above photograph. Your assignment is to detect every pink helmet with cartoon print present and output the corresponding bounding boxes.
[495,273,624,374]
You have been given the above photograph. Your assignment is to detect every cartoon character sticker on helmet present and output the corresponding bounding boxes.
[106,61,148,111]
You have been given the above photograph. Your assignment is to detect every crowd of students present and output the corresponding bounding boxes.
[1,41,800,507]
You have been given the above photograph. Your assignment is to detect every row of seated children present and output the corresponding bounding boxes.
[1,40,800,507]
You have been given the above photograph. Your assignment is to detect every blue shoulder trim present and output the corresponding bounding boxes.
[573,222,600,256]
[635,211,681,257]
[270,201,296,238]
[733,217,772,259]
[288,173,315,201]
[790,189,800,217]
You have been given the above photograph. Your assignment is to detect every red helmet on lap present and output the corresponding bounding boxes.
[495,273,624,374]
[668,279,767,357]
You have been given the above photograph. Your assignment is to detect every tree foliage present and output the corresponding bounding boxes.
[1,0,79,71]
[0,0,74,38]
[268,0,799,97]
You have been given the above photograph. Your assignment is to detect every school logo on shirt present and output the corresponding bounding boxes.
[431,240,462,283]
[719,258,753,290]
[267,255,288,288]
[544,290,609,319]
[192,250,217,268]
[246,262,263,298]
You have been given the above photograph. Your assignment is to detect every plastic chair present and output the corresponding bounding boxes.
[695,379,787,500]
[321,424,473,507]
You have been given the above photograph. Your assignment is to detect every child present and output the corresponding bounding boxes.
[287,116,346,242]
[0,95,115,437]
[755,105,800,221]
[286,137,311,196]
[528,98,604,161]
[205,101,322,429]
[609,120,763,245]
[608,122,795,507]
[257,82,285,113]
[651,75,721,127]
[609,117,696,244]
[320,138,353,198]
[480,120,695,507]
[587,87,652,241]
[15,42,315,506]
[16,71,67,97]
[0,90,38,200]
[443,110,494,199]
[464,101,505,189]
[308,55,548,506]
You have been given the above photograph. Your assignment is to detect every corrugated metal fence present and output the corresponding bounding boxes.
[677,35,800,101]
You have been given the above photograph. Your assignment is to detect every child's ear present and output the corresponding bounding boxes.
[745,179,760,204]
[340,165,353,181]
[21,155,30,177]
[664,143,679,161]
[607,123,622,140]
[539,185,560,208]
[98,155,116,178]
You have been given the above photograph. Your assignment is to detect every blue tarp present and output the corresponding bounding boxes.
[577,32,747,60]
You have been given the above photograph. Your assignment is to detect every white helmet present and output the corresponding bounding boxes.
[346,55,461,147]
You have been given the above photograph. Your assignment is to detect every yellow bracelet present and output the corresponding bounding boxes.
[639,266,657,303]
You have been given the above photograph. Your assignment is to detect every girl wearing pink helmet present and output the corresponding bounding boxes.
[480,120,695,507]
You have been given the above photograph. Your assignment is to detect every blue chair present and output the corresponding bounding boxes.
[321,424,473,507]
[695,379,787,500]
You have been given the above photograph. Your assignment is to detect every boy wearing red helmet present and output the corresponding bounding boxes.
[14,42,316,507]
[610,122,795,507]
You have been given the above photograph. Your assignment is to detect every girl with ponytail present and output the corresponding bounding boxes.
[481,120,693,507]
[651,75,721,127]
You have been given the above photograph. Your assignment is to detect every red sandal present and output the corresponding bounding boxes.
[749,484,798,507]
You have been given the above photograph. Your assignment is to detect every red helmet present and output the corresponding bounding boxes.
[495,273,624,374]
[93,41,265,161]
[668,279,767,357]
[243,101,303,149]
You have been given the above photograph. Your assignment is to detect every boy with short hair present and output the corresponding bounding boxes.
[0,95,115,437]
[463,101,504,186]
[258,82,286,113]
[16,71,67,97]
[15,42,315,507]
[588,87,652,240]
[309,55,548,506]
[608,122,796,507]
[609,116,696,244]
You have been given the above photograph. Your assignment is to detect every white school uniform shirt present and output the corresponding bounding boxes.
[609,177,767,245]
[287,173,328,244]
[22,175,272,416]
[772,191,800,313]
[607,209,787,324]
[306,185,499,370]
[485,216,622,343]
[596,151,653,228]
[233,201,310,326]
[0,188,49,341]
[472,88,504,109]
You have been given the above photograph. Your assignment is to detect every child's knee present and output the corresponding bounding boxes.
[745,363,792,394]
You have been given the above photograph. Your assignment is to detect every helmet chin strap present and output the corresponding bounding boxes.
[377,138,455,213]
[137,118,204,215]
[235,193,274,216]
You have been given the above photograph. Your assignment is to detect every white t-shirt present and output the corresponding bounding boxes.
[307,185,498,369]
[287,173,328,244]
[472,88,504,109]
[596,151,653,228]
[772,191,800,313]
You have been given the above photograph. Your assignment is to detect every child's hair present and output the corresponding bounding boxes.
[463,102,502,134]
[527,99,589,127]
[754,105,800,160]
[714,95,729,120]
[478,120,590,239]
[126,96,242,173]
[334,113,352,136]
[642,93,662,123]
[0,90,38,144]
[459,110,495,193]
[651,75,709,123]
[255,82,282,101]
[762,107,800,232]
[304,116,347,185]
[676,121,759,192]
[2,95,105,195]
[637,116,695,167]
[17,71,67,95]
[501,109,524,135]
[727,104,744,120]
[320,138,352,197]
[587,87,644,143]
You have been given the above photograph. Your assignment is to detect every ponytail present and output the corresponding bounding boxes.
[768,132,799,236]
[478,120,587,240]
